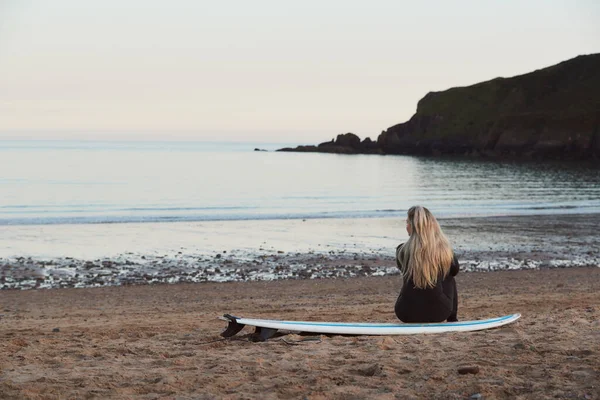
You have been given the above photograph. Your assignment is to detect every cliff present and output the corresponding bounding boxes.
[280,54,600,160]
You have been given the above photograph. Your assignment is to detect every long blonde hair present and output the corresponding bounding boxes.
[397,206,453,289]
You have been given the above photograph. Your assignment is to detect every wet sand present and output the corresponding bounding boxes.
[1,267,599,399]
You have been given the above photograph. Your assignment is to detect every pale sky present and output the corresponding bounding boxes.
[0,0,598,142]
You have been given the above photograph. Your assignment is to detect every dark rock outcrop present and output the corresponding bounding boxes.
[279,54,600,160]
[279,133,383,154]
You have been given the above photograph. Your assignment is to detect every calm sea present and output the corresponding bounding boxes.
[1,140,599,226]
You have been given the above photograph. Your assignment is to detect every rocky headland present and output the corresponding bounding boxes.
[279,53,600,160]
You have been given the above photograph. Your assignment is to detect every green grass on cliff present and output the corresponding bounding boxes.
[411,53,600,140]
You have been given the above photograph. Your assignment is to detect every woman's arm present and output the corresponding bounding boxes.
[449,254,460,276]
[396,243,405,271]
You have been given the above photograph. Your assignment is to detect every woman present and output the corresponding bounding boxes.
[394,206,459,323]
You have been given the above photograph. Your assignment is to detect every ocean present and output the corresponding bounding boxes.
[1,140,599,226]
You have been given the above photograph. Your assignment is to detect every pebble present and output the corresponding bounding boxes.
[52,328,60,332]
[2,251,598,290]
[355,364,383,377]
[458,365,480,375]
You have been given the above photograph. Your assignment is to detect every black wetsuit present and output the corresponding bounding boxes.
[394,244,459,323]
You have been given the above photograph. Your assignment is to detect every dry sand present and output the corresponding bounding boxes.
[1,267,599,399]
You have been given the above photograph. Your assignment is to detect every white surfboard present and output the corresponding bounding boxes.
[220,313,521,341]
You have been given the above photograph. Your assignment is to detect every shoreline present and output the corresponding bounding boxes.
[1,213,599,290]
[2,208,599,226]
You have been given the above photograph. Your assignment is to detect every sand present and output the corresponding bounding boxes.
[1,266,599,399]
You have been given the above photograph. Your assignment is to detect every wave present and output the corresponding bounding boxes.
[1,205,600,226]
[0,210,398,226]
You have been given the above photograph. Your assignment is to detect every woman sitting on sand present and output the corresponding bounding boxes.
[395,206,459,323]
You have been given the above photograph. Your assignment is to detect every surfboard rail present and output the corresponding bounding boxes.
[219,313,521,341]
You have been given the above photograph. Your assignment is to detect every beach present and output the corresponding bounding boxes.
[1,213,599,398]
[1,214,599,399]
[1,266,599,399]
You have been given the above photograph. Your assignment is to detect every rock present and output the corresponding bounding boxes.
[84,261,97,270]
[334,133,361,148]
[280,133,367,154]
[470,394,483,399]
[278,145,319,153]
[52,328,60,332]
[458,365,480,375]
[355,364,384,377]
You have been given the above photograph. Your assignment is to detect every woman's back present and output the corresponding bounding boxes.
[394,206,460,323]
[395,247,459,322]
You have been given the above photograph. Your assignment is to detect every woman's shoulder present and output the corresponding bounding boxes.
[396,243,406,260]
